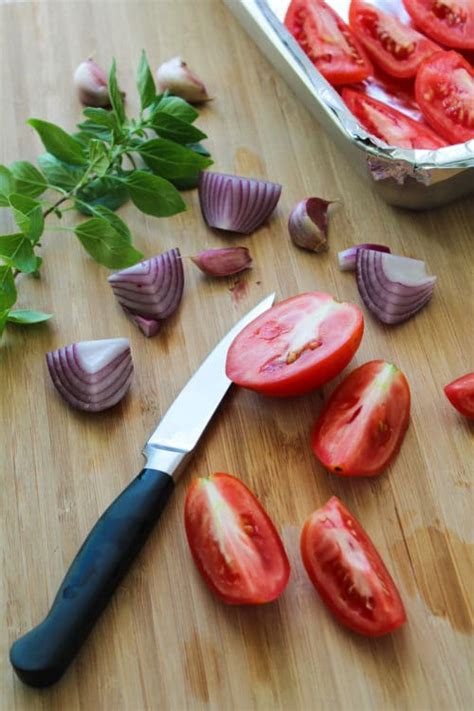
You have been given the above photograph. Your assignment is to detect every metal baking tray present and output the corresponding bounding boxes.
[224,0,474,209]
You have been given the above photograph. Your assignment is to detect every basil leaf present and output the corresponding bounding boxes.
[150,112,207,144]
[7,309,52,324]
[0,309,9,336]
[76,121,113,142]
[75,176,129,214]
[187,142,211,157]
[28,119,87,165]
[108,59,126,126]
[0,233,38,272]
[169,175,200,190]
[154,95,198,124]
[82,107,117,129]
[0,165,17,206]
[8,194,44,244]
[83,205,132,243]
[0,266,17,311]
[123,171,186,217]
[137,50,156,111]
[38,153,86,191]
[138,138,212,180]
[74,216,143,269]
[87,140,110,177]
[9,161,47,198]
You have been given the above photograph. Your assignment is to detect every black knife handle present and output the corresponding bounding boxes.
[10,467,174,688]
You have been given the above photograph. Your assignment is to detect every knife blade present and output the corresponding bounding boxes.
[10,293,276,688]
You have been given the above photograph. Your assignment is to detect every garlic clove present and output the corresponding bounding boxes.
[155,57,210,104]
[191,247,252,277]
[288,197,337,253]
[74,58,110,107]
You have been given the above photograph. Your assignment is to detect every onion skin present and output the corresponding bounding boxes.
[198,171,282,235]
[288,198,334,252]
[338,244,391,271]
[191,247,252,277]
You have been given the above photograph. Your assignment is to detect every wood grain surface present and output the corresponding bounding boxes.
[1,1,473,709]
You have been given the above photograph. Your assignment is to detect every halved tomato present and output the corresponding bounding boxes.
[226,292,364,397]
[342,87,448,148]
[403,0,474,50]
[349,0,440,78]
[312,360,410,477]
[415,50,474,144]
[184,473,290,604]
[284,0,373,85]
[444,372,474,418]
[301,496,406,636]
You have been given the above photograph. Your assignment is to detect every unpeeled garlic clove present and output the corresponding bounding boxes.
[191,247,252,277]
[288,197,337,253]
[155,57,210,104]
[74,58,110,107]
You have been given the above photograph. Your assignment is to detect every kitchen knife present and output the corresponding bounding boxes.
[10,293,275,688]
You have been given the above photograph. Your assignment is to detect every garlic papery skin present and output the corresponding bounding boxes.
[155,57,210,104]
[191,247,252,277]
[288,197,335,253]
[74,58,110,107]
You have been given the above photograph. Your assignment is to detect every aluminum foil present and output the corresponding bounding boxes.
[225,0,474,209]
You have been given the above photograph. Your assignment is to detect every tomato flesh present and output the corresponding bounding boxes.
[444,372,474,418]
[312,360,410,477]
[285,0,373,85]
[342,87,448,148]
[184,473,290,604]
[403,0,474,50]
[415,50,474,144]
[301,496,407,636]
[349,0,440,78]
[226,292,364,397]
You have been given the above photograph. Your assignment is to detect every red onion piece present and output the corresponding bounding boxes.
[46,338,133,412]
[356,249,436,324]
[198,171,282,234]
[191,247,252,277]
[338,243,391,271]
[122,307,162,338]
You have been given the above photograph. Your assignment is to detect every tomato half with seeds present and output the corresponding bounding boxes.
[342,88,448,148]
[415,51,474,144]
[301,497,406,636]
[349,0,440,78]
[284,0,373,85]
[226,292,364,397]
[444,372,474,418]
[312,360,410,477]
[403,0,474,50]
[184,473,290,604]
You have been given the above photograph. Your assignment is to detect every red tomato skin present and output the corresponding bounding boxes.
[415,51,474,145]
[184,473,290,605]
[444,373,474,418]
[225,292,364,398]
[349,0,440,78]
[300,497,407,636]
[403,0,474,50]
[312,360,411,477]
[285,0,373,85]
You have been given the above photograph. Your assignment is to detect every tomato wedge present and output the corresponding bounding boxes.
[342,88,448,148]
[301,497,406,636]
[444,372,474,418]
[284,0,373,85]
[184,473,290,604]
[403,0,474,50]
[226,292,364,397]
[415,51,474,145]
[349,0,440,78]
[312,360,410,477]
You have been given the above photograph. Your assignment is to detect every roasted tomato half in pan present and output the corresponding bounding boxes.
[226,292,364,397]
[301,496,407,636]
[403,0,474,50]
[184,473,290,604]
[444,372,474,418]
[285,0,373,85]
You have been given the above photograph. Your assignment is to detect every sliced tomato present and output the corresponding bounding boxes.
[342,87,448,148]
[312,360,410,477]
[301,497,406,636]
[403,0,474,50]
[284,0,373,85]
[349,0,440,78]
[444,372,474,418]
[226,292,364,397]
[184,473,290,604]
[415,50,474,144]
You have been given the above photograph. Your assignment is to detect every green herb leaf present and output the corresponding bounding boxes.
[154,95,199,124]
[82,107,118,129]
[123,171,186,217]
[137,50,156,111]
[87,139,110,177]
[0,309,9,336]
[150,112,207,144]
[0,233,38,273]
[187,142,211,157]
[0,165,17,206]
[138,138,212,180]
[80,204,132,243]
[108,59,126,126]
[9,161,47,198]
[8,194,44,245]
[38,153,86,191]
[7,309,52,324]
[0,265,17,311]
[28,119,87,165]
[74,216,143,268]
[76,121,113,143]
[75,176,129,214]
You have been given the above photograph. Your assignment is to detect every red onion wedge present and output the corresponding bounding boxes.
[198,171,282,234]
[108,248,184,337]
[46,338,133,412]
[338,244,391,271]
[356,249,436,325]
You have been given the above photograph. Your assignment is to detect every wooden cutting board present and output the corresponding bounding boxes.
[1,1,472,708]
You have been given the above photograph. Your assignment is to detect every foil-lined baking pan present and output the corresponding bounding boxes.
[225,0,474,209]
